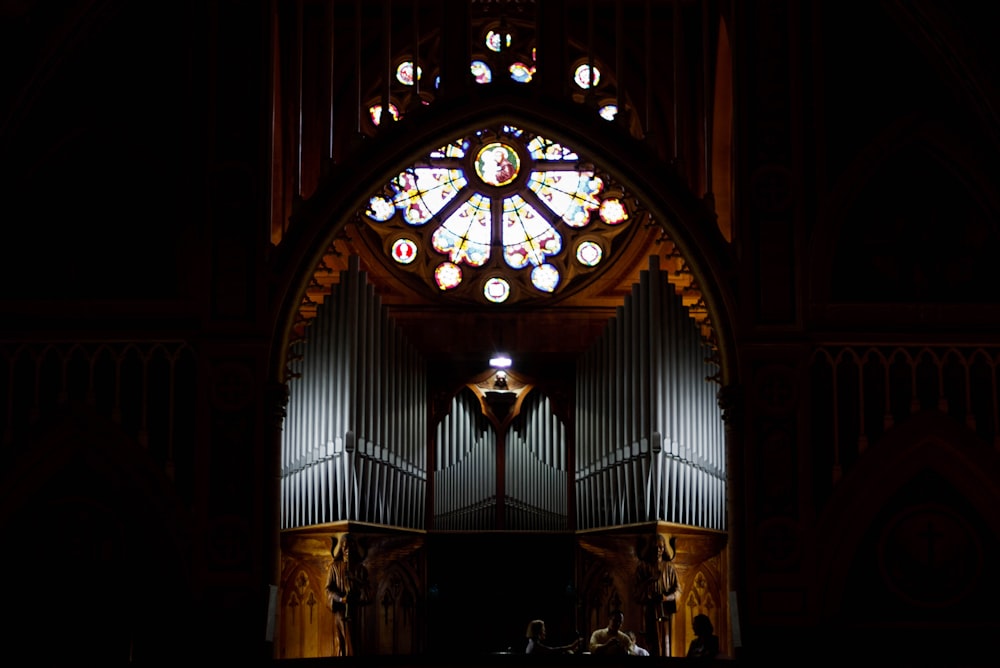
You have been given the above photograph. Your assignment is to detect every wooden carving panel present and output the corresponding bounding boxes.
[576,526,728,658]
[278,528,425,658]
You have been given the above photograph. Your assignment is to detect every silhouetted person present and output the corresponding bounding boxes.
[525,619,582,654]
[589,609,633,655]
[686,614,720,659]
[628,630,650,656]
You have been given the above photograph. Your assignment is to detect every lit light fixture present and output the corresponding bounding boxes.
[493,370,509,390]
[489,354,512,369]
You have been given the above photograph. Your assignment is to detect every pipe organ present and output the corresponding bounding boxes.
[576,255,725,530]
[505,391,569,531]
[281,256,427,529]
[432,387,498,530]
[282,255,724,533]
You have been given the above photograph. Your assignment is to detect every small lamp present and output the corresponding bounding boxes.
[489,354,512,369]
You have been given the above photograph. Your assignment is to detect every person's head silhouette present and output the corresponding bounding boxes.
[692,614,713,637]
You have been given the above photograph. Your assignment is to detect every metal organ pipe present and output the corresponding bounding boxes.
[575,256,725,531]
[279,256,427,530]
[503,392,569,531]
[335,274,351,521]
[614,303,626,524]
[602,327,613,523]
[433,389,501,530]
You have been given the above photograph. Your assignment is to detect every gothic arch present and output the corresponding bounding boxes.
[279,567,327,658]
[266,96,740,656]
[371,560,421,654]
[269,97,737,387]
[813,410,1000,628]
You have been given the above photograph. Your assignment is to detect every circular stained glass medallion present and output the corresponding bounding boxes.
[367,195,394,222]
[486,30,511,52]
[471,61,491,84]
[475,143,520,187]
[574,64,600,89]
[358,126,636,306]
[434,262,462,290]
[599,198,628,225]
[531,264,560,292]
[483,277,511,303]
[576,240,603,266]
[391,238,418,264]
[510,62,534,83]
[395,61,422,86]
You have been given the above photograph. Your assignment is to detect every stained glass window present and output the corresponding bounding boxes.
[573,64,600,89]
[471,60,492,84]
[598,104,618,121]
[363,22,621,135]
[361,126,635,306]
[369,103,401,126]
[395,61,422,86]
[486,30,511,53]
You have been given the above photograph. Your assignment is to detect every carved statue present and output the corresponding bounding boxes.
[635,534,681,657]
[326,533,355,656]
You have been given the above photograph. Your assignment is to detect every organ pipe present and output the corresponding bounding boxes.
[432,387,570,532]
[280,255,427,530]
[433,388,498,530]
[575,255,725,531]
[504,393,569,531]
[281,249,724,533]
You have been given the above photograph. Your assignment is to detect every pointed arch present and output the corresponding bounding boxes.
[373,560,421,654]
[814,410,1000,626]
[269,97,736,387]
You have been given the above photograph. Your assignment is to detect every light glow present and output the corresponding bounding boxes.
[489,355,512,369]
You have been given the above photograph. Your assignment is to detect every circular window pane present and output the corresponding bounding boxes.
[486,30,511,52]
[574,64,600,89]
[391,238,418,264]
[576,241,603,267]
[471,60,492,84]
[360,125,636,305]
[475,143,520,187]
[395,61,422,86]
[531,264,560,293]
[509,62,534,83]
[434,262,462,290]
[599,198,628,225]
[483,277,511,303]
[366,195,394,222]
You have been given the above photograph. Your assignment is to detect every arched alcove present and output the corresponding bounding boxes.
[268,99,736,657]
[813,410,1000,662]
[271,101,735,383]
[265,3,739,656]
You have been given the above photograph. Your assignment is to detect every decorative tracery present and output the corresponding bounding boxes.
[365,11,622,131]
[360,125,637,305]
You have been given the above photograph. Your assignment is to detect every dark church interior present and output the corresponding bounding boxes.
[2,1,999,666]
